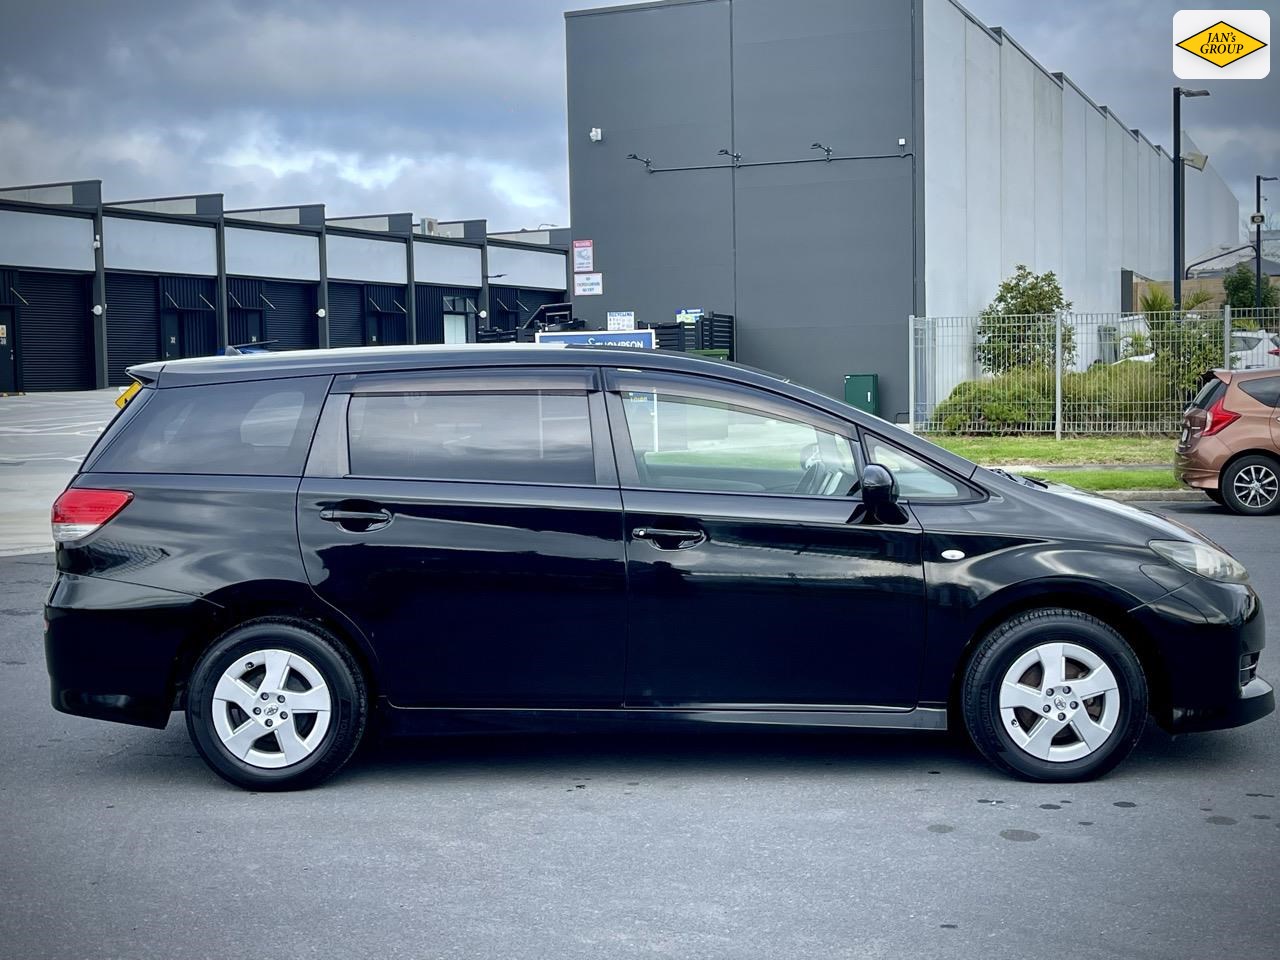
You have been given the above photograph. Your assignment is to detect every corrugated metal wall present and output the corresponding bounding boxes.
[14,271,93,391]
[365,282,408,345]
[228,276,264,345]
[327,282,364,347]
[105,272,159,386]
[415,284,479,344]
[488,286,563,332]
[262,281,317,350]
[159,276,217,358]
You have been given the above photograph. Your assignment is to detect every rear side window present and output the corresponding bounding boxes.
[1190,377,1227,410]
[346,392,595,485]
[88,376,328,476]
[1239,376,1280,408]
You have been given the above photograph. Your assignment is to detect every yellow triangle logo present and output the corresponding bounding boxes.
[1176,20,1267,68]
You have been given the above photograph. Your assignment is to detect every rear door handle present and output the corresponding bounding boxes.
[319,507,392,530]
[632,527,707,549]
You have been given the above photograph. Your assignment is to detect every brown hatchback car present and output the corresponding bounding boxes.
[1176,369,1280,515]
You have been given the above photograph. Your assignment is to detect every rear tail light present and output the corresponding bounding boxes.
[1201,395,1240,437]
[51,488,133,543]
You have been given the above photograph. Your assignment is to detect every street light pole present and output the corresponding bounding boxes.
[1258,175,1278,311]
[1173,87,1210,309]
[1174,87,1183,309]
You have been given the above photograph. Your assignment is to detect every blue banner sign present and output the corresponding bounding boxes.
[535,329,656,349]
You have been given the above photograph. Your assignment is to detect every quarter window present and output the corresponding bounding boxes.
[865,437,964,500]
[1239,376,1280,408]
[88,377,327,476]
[619,391,859,496]
[346,392,594,484]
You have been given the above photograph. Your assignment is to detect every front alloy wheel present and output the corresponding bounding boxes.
[963,608,1147,781]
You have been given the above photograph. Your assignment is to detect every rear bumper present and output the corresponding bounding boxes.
[44,573,218,729]
[1174,441,1228,490]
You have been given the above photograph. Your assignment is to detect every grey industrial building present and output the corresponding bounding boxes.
[564,0,1242,420]
[0,181,569,393]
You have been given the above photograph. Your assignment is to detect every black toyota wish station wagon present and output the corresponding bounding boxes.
[45,345,1273,789]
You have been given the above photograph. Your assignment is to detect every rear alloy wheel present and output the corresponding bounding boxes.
[1221,455,1280,516]
[962,608,1147,782]
[187,618,367,790]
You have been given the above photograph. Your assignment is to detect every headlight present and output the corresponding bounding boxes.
[1149,539,1249,584]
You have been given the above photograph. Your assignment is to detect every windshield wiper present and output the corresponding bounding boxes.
[989,467,1048,489]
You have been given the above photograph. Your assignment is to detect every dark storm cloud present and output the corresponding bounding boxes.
[1,0,1276,227]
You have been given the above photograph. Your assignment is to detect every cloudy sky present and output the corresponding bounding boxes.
[1,0,1276,230]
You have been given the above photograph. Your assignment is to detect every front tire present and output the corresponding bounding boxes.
[962,608,1147,782]
[186,618,368,790]
[1220,455,1280,516]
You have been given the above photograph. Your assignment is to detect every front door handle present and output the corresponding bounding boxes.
[319,507,392,530]
[632,527,707,550]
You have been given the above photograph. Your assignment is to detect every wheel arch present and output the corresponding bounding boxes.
[168,580,380,708]
[946,579,1170,723]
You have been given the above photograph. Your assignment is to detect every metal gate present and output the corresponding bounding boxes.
[327,283,364,347]
[14,271,93,391]
[105,272,159,385]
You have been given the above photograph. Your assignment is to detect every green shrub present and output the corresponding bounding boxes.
[934,363,1174,433]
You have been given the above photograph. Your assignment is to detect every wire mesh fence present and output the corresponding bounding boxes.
[910,306,1280,435]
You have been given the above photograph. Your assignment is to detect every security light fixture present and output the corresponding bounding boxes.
[625,153,652,170]
[810,142,833,161]
[486,273,507,280]
[717,148,742,163]
[91,305,103,316]
[589,127,604,142]
[1181,88,1211,97]
[1183,151,1209,172]
[316,308,326,319]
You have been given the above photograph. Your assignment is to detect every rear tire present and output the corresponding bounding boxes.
[962,608,1147,782]
[186,618,368,791]
[1220,455,1280,516]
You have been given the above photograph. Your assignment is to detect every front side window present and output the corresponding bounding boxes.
[619,391,859,496]
[865,437,964,500]
[347,391,594,485]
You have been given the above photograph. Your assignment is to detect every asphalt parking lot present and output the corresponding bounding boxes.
[0,496,1277,959]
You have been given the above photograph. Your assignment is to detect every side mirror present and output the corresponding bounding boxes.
[861,463,906,524]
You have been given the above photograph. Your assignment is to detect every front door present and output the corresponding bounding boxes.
[605,369,927,709]
[0,306,16,393]
[297,366,628,708]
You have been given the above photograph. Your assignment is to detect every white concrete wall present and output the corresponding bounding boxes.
[0,209,94,272]
[224,226,320,281]
[412,239,482,288]
[486,245,567,291]
[103,215,216,275]
[923,1,1240,321]
[325,233,406,284]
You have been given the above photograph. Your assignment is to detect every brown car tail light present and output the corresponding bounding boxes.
[51,489,133,543]
[1202,395,1240,437]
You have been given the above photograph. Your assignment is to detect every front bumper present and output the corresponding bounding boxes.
[1132,574,1275,733]
[45,573,219,729]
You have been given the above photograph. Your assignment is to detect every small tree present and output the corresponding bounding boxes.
[1222,262,1279,310]
[1141,287,1224,401]
[975,265,1075,375]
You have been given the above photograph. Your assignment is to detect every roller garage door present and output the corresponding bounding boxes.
[327,282,364,347]
[263,281,317,350]
[105,272,159,386]
[228,277,264,346]
[15,271,93,391]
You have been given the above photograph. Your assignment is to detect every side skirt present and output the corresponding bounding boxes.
[378,703,949,737]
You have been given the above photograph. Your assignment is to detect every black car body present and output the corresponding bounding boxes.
[45,345,1273,789]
